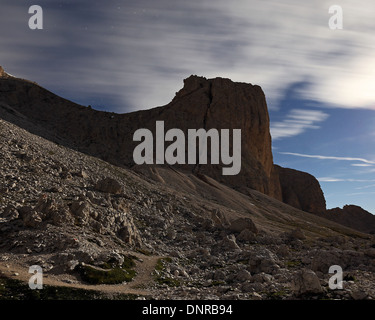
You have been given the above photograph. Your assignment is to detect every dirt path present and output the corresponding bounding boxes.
[0,254,163,297]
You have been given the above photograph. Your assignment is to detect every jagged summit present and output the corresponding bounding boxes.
[0,66,7,78]
[0,66,13,79]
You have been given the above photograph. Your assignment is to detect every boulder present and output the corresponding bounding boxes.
[237,229,257,242]
[236,269,252,282]
[228,217,258,234]
[22,209,42,228]
[291,268,323,296]
[350,290,368,300]
[221,234,240,250]
[310,250,342,273]
[247,248,280,275]
[94,177,122,194]
[1,205,19,220]
[289,228,306,241]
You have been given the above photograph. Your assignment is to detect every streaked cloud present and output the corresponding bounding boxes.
[345,191,375,196]
[2,1,375,112]
[351,163,373,167]
[279,152,375,165]
[318,177,375,182]
[318,177,346,182]
[271,109,329,140]
[356,184,375,190]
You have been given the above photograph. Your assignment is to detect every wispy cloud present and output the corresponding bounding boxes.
[356,184,375,190]
[2,1,375,112]
[345,191,375,196]
[271,109,329,140]
[279,152,375,165]
[351,163,373,167]
[318,177,375,182]
[318,177,345,182]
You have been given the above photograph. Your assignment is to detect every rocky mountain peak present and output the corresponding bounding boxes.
[0,66,7,77]
[166,75,277,196]
[173,75,209,99]
[0,66,13,79]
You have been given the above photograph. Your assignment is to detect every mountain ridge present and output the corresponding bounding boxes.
[0,66,372,228]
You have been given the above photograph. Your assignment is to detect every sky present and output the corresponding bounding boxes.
[1,0,375,213]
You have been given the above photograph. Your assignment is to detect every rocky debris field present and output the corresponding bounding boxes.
[1,118,375,300]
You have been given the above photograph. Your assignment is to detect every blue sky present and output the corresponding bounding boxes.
[2,1,375,213]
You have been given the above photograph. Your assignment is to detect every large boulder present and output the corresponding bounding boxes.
[94,177,123,194]
[228,217,258,234]
[291,268,323,296]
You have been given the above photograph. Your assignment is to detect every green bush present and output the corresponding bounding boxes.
[77,255,137,285]
[77,264,136,285]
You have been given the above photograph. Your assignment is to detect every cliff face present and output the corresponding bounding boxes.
[275,165,326,214]
[151,75,281,198]
[0,73,283,199]
[0,70,332,212]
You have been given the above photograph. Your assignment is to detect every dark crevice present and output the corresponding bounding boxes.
[203,82,213,129]
[193,82,213,174]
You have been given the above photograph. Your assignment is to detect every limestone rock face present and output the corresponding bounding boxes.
[162,75,280,197]
[275,165,326,214]
[0,74,281,199]
[0,72,335,215]
[125,75,279,197]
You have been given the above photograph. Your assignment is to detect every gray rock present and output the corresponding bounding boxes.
[291,268,323,296]
[21,208,42,228]
[310,250,342,273]
[252,272,274,283]
[236,269,252,282]
[213,269,226,281]
[94,177,122,194]
[237,229,257,242]
[364,248,375,259]
[67,260,79,271]
[247,248,279,274]
[1,205,19,220]
[289,228,306,240]
[228,217,258,234]
[221,234,240,250]
[350,290,368,300]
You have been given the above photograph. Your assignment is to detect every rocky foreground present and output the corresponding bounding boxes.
[1,118,375,300]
